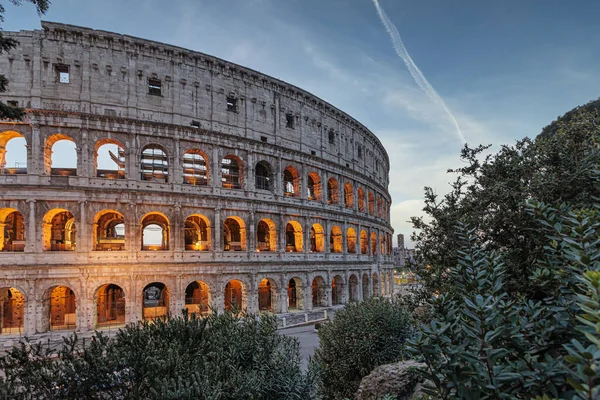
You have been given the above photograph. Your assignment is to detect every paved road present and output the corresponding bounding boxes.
[280,324,320,368]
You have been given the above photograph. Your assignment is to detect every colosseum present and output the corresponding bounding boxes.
[0,21,393,336]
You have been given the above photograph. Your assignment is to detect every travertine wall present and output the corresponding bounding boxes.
[0,22,394,336]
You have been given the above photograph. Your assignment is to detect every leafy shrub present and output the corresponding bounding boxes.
[0,311,316,400]
[313,297,413,400]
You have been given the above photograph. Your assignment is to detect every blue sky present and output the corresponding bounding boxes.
[4,0,600,246]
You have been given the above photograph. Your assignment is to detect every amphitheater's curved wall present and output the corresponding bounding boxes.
[0,22,393,335]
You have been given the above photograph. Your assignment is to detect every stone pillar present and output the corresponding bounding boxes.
[173,139,183,184]
[24,280,36,335]
[248,210,255,254]
[280,278,288,314]
[30,124,41,175]
[79,274,89,332]
[278,213,285,256]
[306,273,313,311]
[78,200,90,252]
[173,205,182,251]
[247,274,259,314]
[245,152,254,192]
[211,147,220,190]
[78,129,89,177]
[26,199,37,253]
[213,208,221,251]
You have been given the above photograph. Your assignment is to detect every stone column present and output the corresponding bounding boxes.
[213,208,221,251]
[26,199,37,253]
[248,210,255,254]
[78,200,90,252]
[245,152,254,192]
[280,277,288,314]
[278,213,285,256]
[173,205,182,252]
[211,147,220,190]
[306,273,313,311]
[246,274,259,314]
[173,139,183,184]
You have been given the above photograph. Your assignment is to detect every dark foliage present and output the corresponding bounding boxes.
[313,298,414,400]
[0,311,316,399]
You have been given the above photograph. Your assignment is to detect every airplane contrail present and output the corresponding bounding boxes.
[372,0,467,144]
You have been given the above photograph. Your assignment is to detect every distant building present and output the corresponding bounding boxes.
[393,233,415,269]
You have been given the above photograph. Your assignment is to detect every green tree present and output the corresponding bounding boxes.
[410,98,600,298]
[313,297,414,400]
[0,0,50,119]
[0,311,317,399]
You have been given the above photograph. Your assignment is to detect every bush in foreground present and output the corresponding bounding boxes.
[313,297,414,400]
[0,311,316,400]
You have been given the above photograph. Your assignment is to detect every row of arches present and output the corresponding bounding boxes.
[0,131,390,219]
[0,208,393,254]
[0,271,392,334]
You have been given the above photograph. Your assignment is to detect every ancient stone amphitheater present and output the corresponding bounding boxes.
[0,22,393,336]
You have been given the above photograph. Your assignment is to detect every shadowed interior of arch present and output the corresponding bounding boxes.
[96,284,125,328]
[0,287,25,334]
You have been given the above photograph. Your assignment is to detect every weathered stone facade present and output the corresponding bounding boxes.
[0,22,394,336]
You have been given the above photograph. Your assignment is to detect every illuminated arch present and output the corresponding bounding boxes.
[329,225,342,253]
[0,208,25,252]
[348,274,359,302]
[142,282,169,320]
[287,277,305,310]
[258,278,279,313]
[0,287,25,334]
[224,279,247,312]
[95,283,126,328]
[42,208,76,251]
[370,232,377,255]
[360,230,368,255]
[256,218,276,252]
[332,275,344,305]
[327,178,339,204]
[358,188,366,212]
[310,223,325,253]
[368,192,375,216]
[347,227,357,254]
[185,280,211,315]
[184,214,211,251]
[307,172,321,201]
[141,212,170,250]
[285,221,303,252]
[223,216,246,251]
[43,285,77,332]
[344,183,354,208]
[311,276,327,308]
[93,210,125,251]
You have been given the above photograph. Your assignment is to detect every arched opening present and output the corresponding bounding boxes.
[377,197,383,218]
[332,275,344,306]
[358,188,366,212]
[310,223,325,253]
[0,131,27,174]
[255,161,272,191]
[0,208,25,252]
[45,285,76,331]
[283,166,300,197]
[371,232,377,255]
[256,218,276,252]
[360,230,368,255]
[43,209,76,251]
[362,274,370,299]
[349,274,359,302]
[222,155,242,189]
[258,278,278,313]
[45,134,77,176]
[344,183,354,208]
[288,277,304,311]
[368,192,375,215]
[141,145,168,182]
[0,287,24,334]
[312,276,327,308]
[307,172,321,201]
[285,221,303,252]
[184,214,211,251]
[347,227,357,254]
[143,282,169,321]
[223,216,246,251]
[185,281,211,315]
[95,139,125,179]
[183,149,209,186]
[372,273,380,296]
[224,280,246,312]
[94,210,125,251]
[327,178,339,204]
[330,226,342,253]
[380,234,386,255]
[141,213,169,251]
[95,284,125,328]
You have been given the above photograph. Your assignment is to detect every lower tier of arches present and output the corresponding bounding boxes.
[0,267,395,335]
